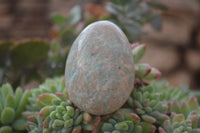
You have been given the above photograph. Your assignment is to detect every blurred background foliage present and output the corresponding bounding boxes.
[0,0,165,88]
[0,0,199,89]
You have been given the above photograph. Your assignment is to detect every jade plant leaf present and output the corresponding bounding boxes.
[0,42,13,65]
[10,40,49,68]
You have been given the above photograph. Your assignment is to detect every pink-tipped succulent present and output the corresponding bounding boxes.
[98,108,155,133]
[159,112,200,133]
[27,93,94,133]
[128,82,169,124]
[168,96,200,118]
[131,43,162,80]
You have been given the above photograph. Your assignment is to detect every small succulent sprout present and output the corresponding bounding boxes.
[135,64,162,80]
[128,84,169,124]
[0,84,30,133]
[131,43,146,63]
[131,43,162,80]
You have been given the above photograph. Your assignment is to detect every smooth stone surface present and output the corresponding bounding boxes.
[65,21,134,115]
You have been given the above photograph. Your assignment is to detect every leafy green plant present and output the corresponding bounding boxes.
[0,84,30,133]
[0,40,49,88]
[106,0,166,43]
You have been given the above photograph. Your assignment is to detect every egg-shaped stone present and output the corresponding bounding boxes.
[65,21,134,115]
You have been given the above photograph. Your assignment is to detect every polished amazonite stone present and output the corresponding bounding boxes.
[65,21,134,115]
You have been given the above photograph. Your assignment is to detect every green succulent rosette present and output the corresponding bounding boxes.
[149,81,193,103]
[128,82,169,124]
[98,108,156,133]
[0,84,30,133]
[159,112,200,133]
[27,77,66,111]
[27,93,95,133]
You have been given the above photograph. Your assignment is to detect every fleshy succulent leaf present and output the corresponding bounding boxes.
[37,93,60,106]
[1,107,15,124]
[39,106,53,119]
[0,83,30,132]
[131,44,146,63]
[14,87,23,108]
[144,67,162,80]
[5,94,15,109]
[15,90,30,117]
[135,63,152,79]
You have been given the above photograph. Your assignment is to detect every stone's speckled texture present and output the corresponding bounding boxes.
[65,21,135,115]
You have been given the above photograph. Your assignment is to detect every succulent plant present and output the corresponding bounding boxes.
[158,96,200,133]
[26,115,43,133]
[0,83,30,133]
[159,112,200,133]
[98,109,142,133]
[168,97,200,118]
[27,92,95,133]
[149,81,193,104]
[192,91,200,106]
[128,82,169,124]
[27,77,66,111]
[131,43,162,80]
[98,108,156,133]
